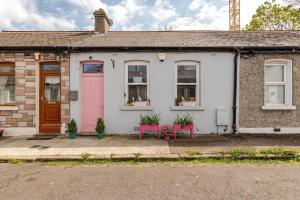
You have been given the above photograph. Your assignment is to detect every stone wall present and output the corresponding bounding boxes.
[239,53,300,128]
[0,52,70,131]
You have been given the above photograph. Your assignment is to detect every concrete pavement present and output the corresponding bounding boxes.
[1,134,300,160]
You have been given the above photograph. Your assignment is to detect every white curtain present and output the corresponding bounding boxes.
[0,76,9,104]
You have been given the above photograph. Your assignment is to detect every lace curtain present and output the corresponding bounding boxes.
[0,76,9,104]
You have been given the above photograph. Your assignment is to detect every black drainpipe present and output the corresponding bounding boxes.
[232,49,240,133]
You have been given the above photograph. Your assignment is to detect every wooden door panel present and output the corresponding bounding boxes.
[39,63,61,133]
[44,105,60,121]
[81,74,103,132]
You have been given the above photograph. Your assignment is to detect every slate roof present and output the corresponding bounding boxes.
[0,31,92,47]
[0,30,299,49]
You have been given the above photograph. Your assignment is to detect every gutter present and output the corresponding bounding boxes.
[232,49,240,133]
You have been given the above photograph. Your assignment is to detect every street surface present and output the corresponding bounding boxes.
[0,163,299,200]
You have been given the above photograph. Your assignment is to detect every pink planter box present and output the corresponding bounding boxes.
[139,125,160,140]
[173,124,195,139]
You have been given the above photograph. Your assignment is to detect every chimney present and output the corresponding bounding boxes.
[93,9,111,34]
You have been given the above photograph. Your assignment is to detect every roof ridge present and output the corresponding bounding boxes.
[1,31,93,33]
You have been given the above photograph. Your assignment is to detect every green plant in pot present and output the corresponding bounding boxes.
[139,113,160,125]
[174,114,194,127]
[67,119,77,139]
[95,118,105,139]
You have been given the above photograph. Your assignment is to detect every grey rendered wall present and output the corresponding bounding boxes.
[239,54,300,128]
[70,52,234,134]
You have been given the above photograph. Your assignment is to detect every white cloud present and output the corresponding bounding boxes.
[0,0,77,30]
[69,0,146,29]
[109,0,146,27]
[0,0,291,31]
[152,0,177,22]
[169,1,228,30]
[189,0,204,11]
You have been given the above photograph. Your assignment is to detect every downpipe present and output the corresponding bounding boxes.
[232,49,240,134]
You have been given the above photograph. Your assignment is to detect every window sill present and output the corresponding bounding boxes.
[120,106,154,111]
[262,105,296,110]
[0,106,19,111]
[170,106,204,111]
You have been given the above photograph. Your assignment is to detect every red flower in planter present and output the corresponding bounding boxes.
[160,125,174,141]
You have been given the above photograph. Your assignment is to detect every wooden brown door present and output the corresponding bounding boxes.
[39,62,61,133]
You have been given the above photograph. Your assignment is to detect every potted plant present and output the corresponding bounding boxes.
[127,99,134,106]
[139,112,160,139]
[95,118,105,139]
[174,114,194,127]
[173,114,195,139]
[182,97,197,107]
[139,113,160,126]
[160,125,174,141]
[175,97,183,106]
[67,119,77,139]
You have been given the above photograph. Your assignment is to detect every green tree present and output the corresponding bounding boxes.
[246,0,300,31]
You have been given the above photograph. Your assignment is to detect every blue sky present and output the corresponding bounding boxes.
[0,0,287,31]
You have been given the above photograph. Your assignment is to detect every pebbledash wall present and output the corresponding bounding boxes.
[238,53,300,133]
[0,52,70,136]
[70,52,235,134]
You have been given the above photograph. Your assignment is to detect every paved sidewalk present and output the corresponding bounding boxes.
[0,134,300,160]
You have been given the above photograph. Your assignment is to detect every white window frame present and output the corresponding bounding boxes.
[263,59,295,110]
[124,61,150,106]
[175,61,200,107]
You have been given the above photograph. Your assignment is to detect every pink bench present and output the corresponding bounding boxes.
[173,124,195,139]
[139,125,160,140]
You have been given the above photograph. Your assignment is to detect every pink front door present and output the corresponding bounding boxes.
[81,62,104,132]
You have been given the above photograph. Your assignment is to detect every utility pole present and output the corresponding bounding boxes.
[229,0,241,31]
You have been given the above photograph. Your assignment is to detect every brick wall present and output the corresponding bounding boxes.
[0,52,70,130]
[239,53,300,128]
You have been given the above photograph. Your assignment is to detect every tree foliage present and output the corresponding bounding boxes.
[246,0,300,31]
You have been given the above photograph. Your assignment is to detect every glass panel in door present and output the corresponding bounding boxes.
[44,76,60,102]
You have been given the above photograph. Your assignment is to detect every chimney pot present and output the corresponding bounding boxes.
[93,8,110,34]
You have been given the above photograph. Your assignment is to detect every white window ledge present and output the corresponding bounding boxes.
[0,106,18,111]
[262,105,296,110]
[170,106,204,111]
[120,106,154,111]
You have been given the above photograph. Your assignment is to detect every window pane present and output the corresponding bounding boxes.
[128,85,147,101]
[83,64,103,73]
[128,65,147,83]
[177,65,196,83]
[42,64,60,71]
[265,85,285,104]
[177,85,196,101]
[0,66,14,72]
[45,76,60,101]
[0,75,15,104]
[265,65,284,82]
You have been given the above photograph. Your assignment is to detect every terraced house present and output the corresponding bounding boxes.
[0,9,299,136]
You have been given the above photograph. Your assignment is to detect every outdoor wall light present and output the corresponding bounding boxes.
[89,56,93,60]
[34,52,40,61]
[111,59,115,69]
[158,53,167,62]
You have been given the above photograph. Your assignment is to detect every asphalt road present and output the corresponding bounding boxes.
[0,163,299,200]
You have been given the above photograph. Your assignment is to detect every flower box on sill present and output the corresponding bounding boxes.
[182,101,197,107]
[134,101,148,107]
